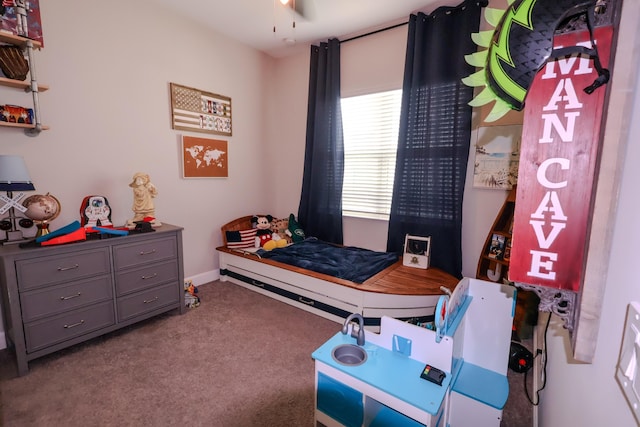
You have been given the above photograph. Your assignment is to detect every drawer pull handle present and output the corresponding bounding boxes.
[141,273,158,280]
[64,320,85,329]
[251,280,265,288]
[139,249,157,256]
[298,297,314,306]
[57,264,79,272]
[144,297,159,304]
[60,292,82,301]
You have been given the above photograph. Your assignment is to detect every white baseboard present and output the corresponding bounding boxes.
[0,331,6,350]
[185,269,219,287]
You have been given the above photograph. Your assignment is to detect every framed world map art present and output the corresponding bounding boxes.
[170,83,232,136]
[182,135,228,178]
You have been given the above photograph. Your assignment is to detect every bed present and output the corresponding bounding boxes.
[216,215,460,329]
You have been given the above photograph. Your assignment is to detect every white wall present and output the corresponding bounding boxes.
[0,0,277,344]
[1,0,275,274]
[539,0,640,423]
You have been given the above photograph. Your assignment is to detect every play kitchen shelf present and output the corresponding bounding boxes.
[0,32,48,135]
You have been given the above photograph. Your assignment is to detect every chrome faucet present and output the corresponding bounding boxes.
[342,313,365,346]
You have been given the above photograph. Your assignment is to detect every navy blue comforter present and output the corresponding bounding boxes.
[258,238,398,284]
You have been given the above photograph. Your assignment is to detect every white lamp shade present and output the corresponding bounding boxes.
[0,155,35,191]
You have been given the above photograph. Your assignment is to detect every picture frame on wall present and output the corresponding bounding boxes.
[403,234,431,269]
[181,135,228,178]
[487,233,506,261]
[170,83,232,137]
[472,125,521,190]
[0,0,44,46]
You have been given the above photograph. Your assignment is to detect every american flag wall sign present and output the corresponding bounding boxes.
[170,83,232,137]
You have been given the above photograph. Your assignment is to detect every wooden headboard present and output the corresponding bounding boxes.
[220,215,265,246]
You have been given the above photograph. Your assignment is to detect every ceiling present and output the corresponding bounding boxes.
[150,0,456,58]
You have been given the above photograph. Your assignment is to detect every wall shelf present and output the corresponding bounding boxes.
[0,121,49,130]
[0,76,48,92]
[476,187,516,283]
[0,31,42,48]
[0,31,47,135]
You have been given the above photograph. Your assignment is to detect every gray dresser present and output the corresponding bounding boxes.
[0,224,185,376]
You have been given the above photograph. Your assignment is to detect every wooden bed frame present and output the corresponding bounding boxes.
[217,215,460,329]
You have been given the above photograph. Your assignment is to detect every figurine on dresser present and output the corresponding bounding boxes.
[127,172,161,228]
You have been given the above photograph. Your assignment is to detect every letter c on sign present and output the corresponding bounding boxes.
[537,158,570,189]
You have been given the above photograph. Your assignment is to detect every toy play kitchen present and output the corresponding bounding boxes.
[312,278,515,427]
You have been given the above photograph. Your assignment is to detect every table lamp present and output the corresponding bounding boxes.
[0,155,35,244]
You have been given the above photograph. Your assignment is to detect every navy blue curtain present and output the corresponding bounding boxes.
[386,0,485,278]
[298,38,344,244]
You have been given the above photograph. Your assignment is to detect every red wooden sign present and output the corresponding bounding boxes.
[509,26,613,292]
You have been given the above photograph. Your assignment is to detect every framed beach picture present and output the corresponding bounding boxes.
[181,135,228,178]
[403,234,431,269]
[473,125,522,190]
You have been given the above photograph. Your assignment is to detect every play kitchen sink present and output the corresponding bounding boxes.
[332,344,368,366]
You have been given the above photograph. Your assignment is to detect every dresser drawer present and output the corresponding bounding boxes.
[16,248,111,291]
[24,301,115,353]
[115,261,178,296]
[113,237,177,270]
[20,275,113,322]
[117,282,179,322]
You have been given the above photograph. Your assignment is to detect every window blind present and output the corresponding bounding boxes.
[341,90,402,219]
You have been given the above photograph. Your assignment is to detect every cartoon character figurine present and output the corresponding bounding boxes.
[252,215,287,251]
[80,195,113,228]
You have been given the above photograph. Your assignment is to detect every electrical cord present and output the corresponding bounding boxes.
[524,312,552,405]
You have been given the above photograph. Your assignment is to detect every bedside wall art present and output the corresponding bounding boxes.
[182,135,228,178]
[170,83,232,136]
[472,125,521,190]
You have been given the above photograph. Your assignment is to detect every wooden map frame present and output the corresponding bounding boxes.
[170,83,232,136]
[181,135,228,178]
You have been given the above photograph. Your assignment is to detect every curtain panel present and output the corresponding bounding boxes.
[298,38,344,244]
[387,0,485,278]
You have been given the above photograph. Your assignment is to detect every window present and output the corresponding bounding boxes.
[341,89,402,220]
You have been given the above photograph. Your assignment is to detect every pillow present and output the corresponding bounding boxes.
[226,228,257,249]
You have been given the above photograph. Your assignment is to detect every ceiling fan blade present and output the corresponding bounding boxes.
[291,0,315,21]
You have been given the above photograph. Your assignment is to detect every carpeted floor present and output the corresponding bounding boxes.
[0,281,533,426]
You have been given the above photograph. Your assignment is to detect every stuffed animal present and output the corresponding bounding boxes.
[272,217,292,244]
[252,215,287,251]
[287,213,306,243]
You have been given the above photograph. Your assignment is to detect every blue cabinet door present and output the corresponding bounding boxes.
[317,372,364,427]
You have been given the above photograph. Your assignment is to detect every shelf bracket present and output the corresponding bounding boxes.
[24,124,42,137]
[23,40,43,136]
[514,282,577,331]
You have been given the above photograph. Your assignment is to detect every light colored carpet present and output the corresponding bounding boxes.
[0,281,532,426]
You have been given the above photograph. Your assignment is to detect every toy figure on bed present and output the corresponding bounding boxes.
[252,215,287,251]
